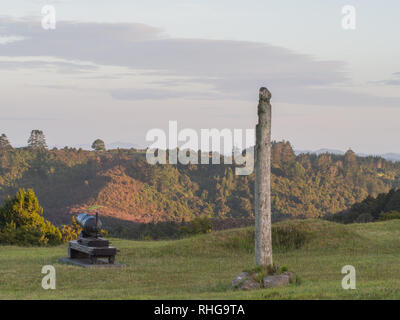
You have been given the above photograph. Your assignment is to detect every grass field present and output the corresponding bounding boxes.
[0,219,400,299]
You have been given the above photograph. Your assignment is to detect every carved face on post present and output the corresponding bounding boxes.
[258,87,271,115]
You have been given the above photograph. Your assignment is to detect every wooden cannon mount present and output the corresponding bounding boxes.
[60,213,122,267]
[68,236,118,264]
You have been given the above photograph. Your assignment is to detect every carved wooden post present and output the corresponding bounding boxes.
[255,87,273,267]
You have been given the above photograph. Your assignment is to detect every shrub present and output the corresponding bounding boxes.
[100,228,109,238]
[61,216,109,242]
[244,264,293,286]
[379,211,400,221]
[60,216,82,243]
[108,221,182,240]
[179,216,212,236]
[279,265,289,273]
[271,223,308,251]
[355,213,374,223]
[221,222,309,254]
[0,189,62,246]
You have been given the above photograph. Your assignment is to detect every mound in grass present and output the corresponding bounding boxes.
[136,219,366,258]
[203,219,364,254]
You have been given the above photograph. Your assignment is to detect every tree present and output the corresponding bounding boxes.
[288,162,306,178]
[344,148,357,170]
[0,134,11,150]
[0,188,62,246]
[92,139,106,152]
[254,87,273,267]
[272,141,295,167]
[27,130,48,149]
[316,153,332,173]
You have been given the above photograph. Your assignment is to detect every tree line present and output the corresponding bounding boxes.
[327,188,400,223]
[0,131,106,151]
[1,135,399,227]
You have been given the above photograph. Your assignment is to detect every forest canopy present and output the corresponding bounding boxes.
[0,140,399,225]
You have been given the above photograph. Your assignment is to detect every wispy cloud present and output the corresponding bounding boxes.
[110,88,223,100]
[378,72,400,86]
[1,17,399,107]
[0,60,98,73]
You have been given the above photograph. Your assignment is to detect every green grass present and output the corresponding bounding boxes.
[1,219,400,299]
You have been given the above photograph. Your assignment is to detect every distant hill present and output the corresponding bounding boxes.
[295,148,400,162]
[295,148,345,155]
[1,141,400,226]
[381,153,400,162]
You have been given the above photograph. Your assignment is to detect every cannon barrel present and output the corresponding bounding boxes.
[76,213,102,237]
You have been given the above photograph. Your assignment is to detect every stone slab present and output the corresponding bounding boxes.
[262,274,290,288]
[59,257,124,268]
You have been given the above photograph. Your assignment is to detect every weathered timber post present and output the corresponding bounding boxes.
[255,87,273,267]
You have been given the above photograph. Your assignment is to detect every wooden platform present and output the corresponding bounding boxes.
[68,240,118,265]
[78,237,109,247]
[59,257,124,268]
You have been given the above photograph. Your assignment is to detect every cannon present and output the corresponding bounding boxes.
[67,212,118,265]
[76,213,103,238]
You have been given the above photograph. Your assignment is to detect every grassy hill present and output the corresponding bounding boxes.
[1,219,400,299]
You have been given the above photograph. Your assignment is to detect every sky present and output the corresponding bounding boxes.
[0,0,399,154]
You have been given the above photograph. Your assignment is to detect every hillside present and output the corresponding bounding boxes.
[0,141,400,225]
[1,219,400,299]
[329,188,400,223]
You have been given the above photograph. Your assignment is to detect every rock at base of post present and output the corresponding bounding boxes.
[231,270,296,290]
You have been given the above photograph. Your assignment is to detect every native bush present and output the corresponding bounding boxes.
[379,211,400,221]
[60,216,83,243]
[0,189,62,246]
[179,216,212,236]
[271,223,308,251]
[355,213,374,223]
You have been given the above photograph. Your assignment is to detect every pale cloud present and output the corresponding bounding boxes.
[0,59,97,73]
[110,88,221,100]
[3,17,396,106]
[378,72,400,86]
